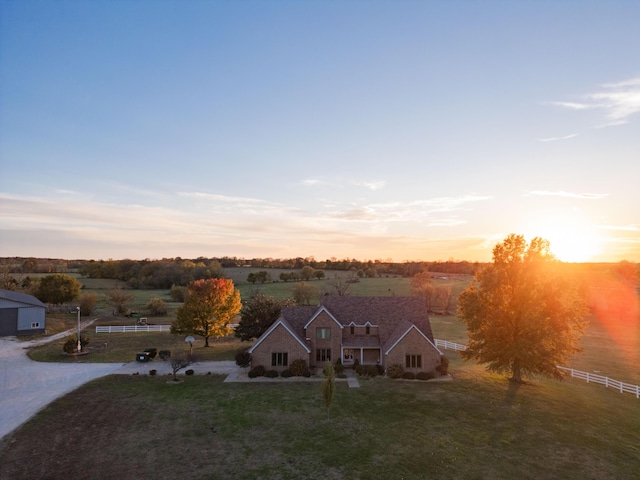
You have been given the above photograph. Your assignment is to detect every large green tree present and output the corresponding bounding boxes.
[171,278,241,347]
[34,274,81,304]
[234,293,293,341]
[458,234,588,383]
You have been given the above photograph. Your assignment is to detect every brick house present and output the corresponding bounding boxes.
[248,296,443,373]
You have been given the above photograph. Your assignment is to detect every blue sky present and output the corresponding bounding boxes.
[1,1,639,262]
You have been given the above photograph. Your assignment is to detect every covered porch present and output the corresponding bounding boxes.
[341,336,382,366]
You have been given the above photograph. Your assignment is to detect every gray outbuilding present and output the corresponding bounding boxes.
[0,289,47,336]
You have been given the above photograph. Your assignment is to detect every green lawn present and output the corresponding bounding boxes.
[27,333,247,363]
[0,360,638,479]
[429,312,640,386]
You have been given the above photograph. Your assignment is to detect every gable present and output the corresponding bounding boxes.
[303,306,343,330]
[384,324,442,356]
[248,319,311,354]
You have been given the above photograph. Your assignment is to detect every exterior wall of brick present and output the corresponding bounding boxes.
[363,348,381,364]
[251,324,309,372]
[306,311,343,369]
[385,328,441,372]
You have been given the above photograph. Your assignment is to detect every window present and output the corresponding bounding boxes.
[316,348,331,362]
[316,327,331,340]
[365,325,370,335]
[31,322,40,328]
[350,325,355,335]
[406,355,422,369]
[272,352,288,367]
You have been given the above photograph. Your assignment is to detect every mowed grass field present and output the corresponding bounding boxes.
[0,357,638,480]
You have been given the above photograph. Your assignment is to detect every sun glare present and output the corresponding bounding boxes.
[523,211,603,263]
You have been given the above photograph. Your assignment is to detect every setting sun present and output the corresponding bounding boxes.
[523,211,603,262]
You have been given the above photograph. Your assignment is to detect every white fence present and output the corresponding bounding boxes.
[95,325,171,333]
[557,367,640,399]
[434,339,639,399]
[435,339,467,352]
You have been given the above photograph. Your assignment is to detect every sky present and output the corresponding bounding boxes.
[1,1,639,263]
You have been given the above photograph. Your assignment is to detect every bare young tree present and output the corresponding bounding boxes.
[171,357,189,381]
[326,272,356,296]
[411,272,435,312]
[108,287,134,315]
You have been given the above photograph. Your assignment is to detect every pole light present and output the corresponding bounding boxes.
[77,306,82,353]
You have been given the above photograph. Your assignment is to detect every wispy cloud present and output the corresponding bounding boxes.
[303,178,386,191]
[550,101,593,111]
[178,191,271,205]
[0,191,497,261]
[322,194,492,224]
[538,133,579,142]
[352,180,386,191]
[550,77,640,127]
[302,179,323,186]
[526,190,608,200]
[54,189,80,195]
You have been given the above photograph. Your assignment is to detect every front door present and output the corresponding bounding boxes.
[343,348,355,365]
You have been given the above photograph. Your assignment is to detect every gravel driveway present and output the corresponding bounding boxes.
[0,331,125,441]
[0,325,242,441]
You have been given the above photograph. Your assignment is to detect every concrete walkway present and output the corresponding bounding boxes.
[345,368,360,388]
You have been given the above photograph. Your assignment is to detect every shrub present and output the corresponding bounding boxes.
[386,364,404,379]
[170,284,188,302]
[146,297,168,316]
[436,355,450,376]
[159,349,171,361]
[63,334,89,354]
[290,358,308,377]
[417,371,435,381]
[235,351,252,368]
[337,373,347,379]
[149,369,157,376]
[366,365,379,377]
[144,348,157,359]
[265,370,279,378]
[248,365,266,378]
[185,369,194,376]
[79,291,98,316]
[353,358,360,369]
[280,369,293,378]
[356,365,379,377]
[403,372,416,380]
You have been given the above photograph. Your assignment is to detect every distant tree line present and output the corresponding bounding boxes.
[78,258,224,289]
[0,256,491,291]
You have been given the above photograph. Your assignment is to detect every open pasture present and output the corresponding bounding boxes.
[1,357,638,480]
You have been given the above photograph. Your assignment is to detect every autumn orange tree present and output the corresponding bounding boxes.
[458,234,588,383]
[171,278,241,347]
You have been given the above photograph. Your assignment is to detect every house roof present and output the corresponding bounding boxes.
[250,296,439,355]
[318,295,436,344]
[0,289,46,308]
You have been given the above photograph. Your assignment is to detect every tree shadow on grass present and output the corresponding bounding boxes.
[489,380,522,447]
